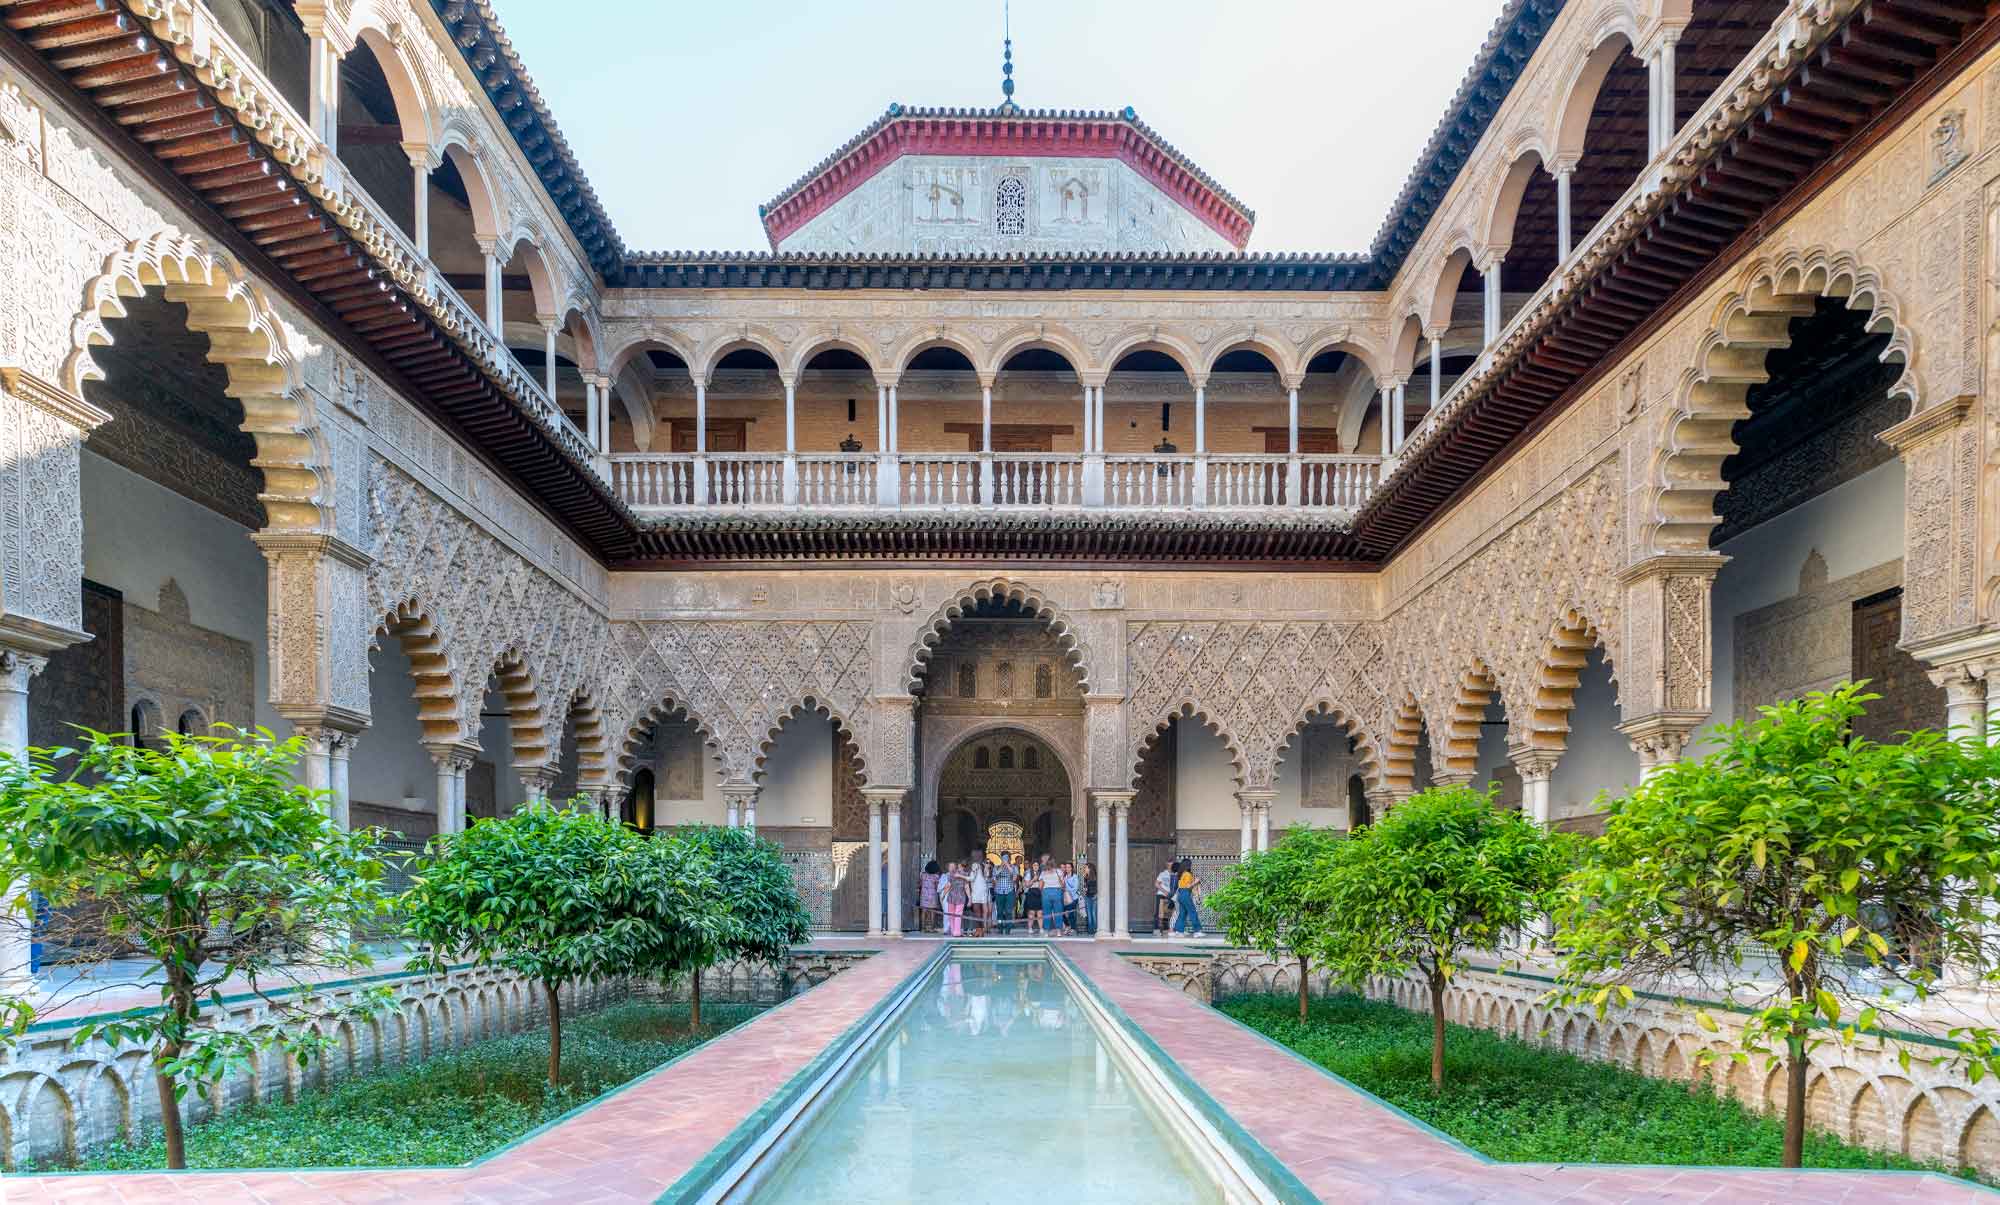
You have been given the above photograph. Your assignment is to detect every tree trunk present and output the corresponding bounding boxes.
[1428,973,1448,1094]
[544,981,563,1089]
[153,1041,186,1170]
[1297,955,1311,1021]
[1783,1026,1808,1168]
[691,967,702,1029]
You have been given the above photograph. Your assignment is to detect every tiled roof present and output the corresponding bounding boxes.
[615,250,1378,291]
[1367,0,1565,271]
[757,104,1255,233]
[428,1,625,278]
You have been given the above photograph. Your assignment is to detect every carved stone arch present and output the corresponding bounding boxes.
[606,332,698,379]
[1384,316,1426,383]
[1200,330,1296,383]
[1648,248,1916,554]
[375,599,464,745]
[1299,330,1386,383]
[984,325,1091,380]
[430,128,503,244]
[555,299,600,373]
[752,696,869,787]
[904,577,1094,694]
[559,688,612,793]
[67,229,334,536]
[785,332,884,381]
[1438,660,1503,782]
[1483,148,1549,254]
[1382,691,1429,795]
[1521,606,1617,754]
[1128,701,1248,791]
[1271,698,1391,796]
[887,328,987,377]
[692,328,787,384]
[1425,245,1480,335]
[1553,21,1644,161]
[1098,328,1203,381]
[613,695,723,789]
[927,717,1081,807]
[493,231,560,320]
[482,648,550,776]
[341,8,440,147]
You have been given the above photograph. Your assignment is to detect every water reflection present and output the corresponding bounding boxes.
[753,958,1224,1203]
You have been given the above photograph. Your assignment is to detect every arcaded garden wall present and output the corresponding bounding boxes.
[1131,949,2000,1177]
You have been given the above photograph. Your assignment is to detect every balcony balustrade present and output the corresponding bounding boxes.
[607,451,1382,515]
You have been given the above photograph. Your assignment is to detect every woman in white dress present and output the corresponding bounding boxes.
[967,852,991,936]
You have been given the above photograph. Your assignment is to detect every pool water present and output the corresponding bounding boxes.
[749,955,1230,1203]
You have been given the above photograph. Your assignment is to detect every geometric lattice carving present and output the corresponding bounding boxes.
[605,619,874,785]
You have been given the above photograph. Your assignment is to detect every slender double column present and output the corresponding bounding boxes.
[861,787,906,936]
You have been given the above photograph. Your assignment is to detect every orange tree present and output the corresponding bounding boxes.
[402,802,734,1087]
[1207,825,1346,1020]
[0,729,396,1169]
[1554,684,2000,1167]
[1313,784,1571,1092]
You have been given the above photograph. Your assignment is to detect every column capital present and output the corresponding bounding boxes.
[0,648,48,694]
[872,372,902,392]
[1430,770,1476,788]
[425,741,478,773]
[473,234,499,258]
[520,765,560,797]
[1909,628,2000,677]
[1506,745,1561,784]
[719,782,759,803]
[860,786,907,810]
[1234,788,1277,806]
[1617,713,1703,771]
[1079,372,1109,390]
[1089,788,1136,809]
[402,140,440,172]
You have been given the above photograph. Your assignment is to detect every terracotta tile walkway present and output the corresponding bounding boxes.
[9,936,1991,1203]
[1062,940,1991,1204]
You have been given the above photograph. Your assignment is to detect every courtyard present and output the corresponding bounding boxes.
[4,0,2000,1198]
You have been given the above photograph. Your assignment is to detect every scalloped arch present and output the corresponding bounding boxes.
[375,599,464,746]
[751,696,869,788]
[1128,700,1248,791]
[904,577,1095,694]
[1648,248,1916,555]
[1271,698,1391,796]
[66,229,333,536]
[614,695,723,789]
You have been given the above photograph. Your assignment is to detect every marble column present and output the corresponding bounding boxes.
[405,143,434,258]
[1509,748,1559,827]
[1093,792,1113,940]
[1101,792,1135,939]
[328,732,355,832]
[1256,802,1272,851]
[1936,665,1990,741]
[1619,716,1698,783]
[884,792,903,937]
[1554,162,1575,261]
[1428,336,1443,407]
[866,794,884,937]
[1482,257,1504,347]
[0,649,47,989]
[1237,798,1254,854]
[1378,387,1393,457]
[1391,381,1406,452]
[721,785,757,832]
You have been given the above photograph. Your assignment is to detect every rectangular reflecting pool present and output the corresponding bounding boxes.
[715,948,1279,1203]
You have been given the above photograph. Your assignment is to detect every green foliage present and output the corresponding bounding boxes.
[402,803,735,994]
[0,728,397,1166]
[53,1000,761,1171]
[1313,785,1571,990]
[1220,992,1972,1180]
[666,825,811,972]
[1208,826,1346,1017]
[1555,684,2000,1080]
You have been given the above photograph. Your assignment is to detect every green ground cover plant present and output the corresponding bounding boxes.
[1219,992,1976,1182]
[52,1000,761,1171]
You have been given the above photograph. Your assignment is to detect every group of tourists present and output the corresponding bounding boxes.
[919,852,1098,936]
[914,851,1208,937]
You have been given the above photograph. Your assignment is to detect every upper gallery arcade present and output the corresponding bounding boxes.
[0,0,1996,941]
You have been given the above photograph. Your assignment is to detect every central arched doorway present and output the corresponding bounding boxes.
[912,591,1088,874]
[934,728,1076,865]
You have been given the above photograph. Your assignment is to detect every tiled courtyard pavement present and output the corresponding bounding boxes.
[8,938,1990,1203]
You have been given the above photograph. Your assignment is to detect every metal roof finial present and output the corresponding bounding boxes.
[1000,0,1018,113]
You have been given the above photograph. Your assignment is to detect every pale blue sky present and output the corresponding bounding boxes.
[492,1,1506,253]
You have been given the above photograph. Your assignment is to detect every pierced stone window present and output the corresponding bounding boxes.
[1024,747,1040,771]
[997,661,1014,695]
[975,746,991,770]
[1034,664,1054,699]
[998,745,1016,770]
[957,662,977,698]
[995,176,1027,236]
